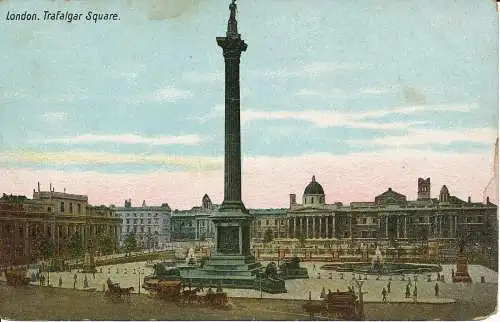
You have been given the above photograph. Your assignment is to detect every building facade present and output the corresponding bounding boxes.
[170,194,217,241]
[281,176,498,247]
[115,199,171,250]
[0,184,121,266]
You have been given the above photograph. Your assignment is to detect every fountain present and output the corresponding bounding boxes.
[321,246,441,275]
[371,246,384,274]
[185,247,196,266]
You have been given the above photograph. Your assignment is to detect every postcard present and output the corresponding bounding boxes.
[0,0,498,321]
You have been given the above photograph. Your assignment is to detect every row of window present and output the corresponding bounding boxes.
[60,202,82,214]
[125,218,163,225]
[125,226,161,234]
[119,212,166,218]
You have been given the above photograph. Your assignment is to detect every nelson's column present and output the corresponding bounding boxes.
[181,1,285,293]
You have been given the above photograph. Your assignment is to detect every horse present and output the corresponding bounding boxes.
[119,286,135,297]
[181,287,201,304]
[302,301,327,320]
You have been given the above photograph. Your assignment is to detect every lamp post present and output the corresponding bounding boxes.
[354,280,365,320]
[138,266,141,295]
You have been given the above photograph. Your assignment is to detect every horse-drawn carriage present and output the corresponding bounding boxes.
[4,268,30,286]
[148,280,182,301]
[303,290,361,320]
[105,278,134,301]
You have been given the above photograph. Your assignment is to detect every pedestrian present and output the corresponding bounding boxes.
[387,280,391,293]
[382,287,388,303]
[434,282,439,297]
[413,285,418,302]
[329,272,332,279]
[84,275,88,288]
[92,271,95,279]
[405,284,411,298]
[317,272,321,279]
[58,276,62,288]
[313,263,316,271]
[340,273,344,279]
[451,268,455,279]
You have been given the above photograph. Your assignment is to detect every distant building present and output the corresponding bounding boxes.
[0,183,121,266]
[115,199,171,249]
[284,176,498,247]
[249,208,287,243]
[170,194,217,241]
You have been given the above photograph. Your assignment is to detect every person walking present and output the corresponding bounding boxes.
[387,280,391,293]
[58,276,63,288]
[73,274,77,289]
[413,285,418,303]
[405,284,411,298]
[382,287,388,303]
[434,282,439,297]
[83,275,88,288]
[92,271,95,279]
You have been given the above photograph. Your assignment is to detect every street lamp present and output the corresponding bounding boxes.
[138,266,141,295]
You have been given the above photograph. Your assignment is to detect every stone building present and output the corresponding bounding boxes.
[170,194,217,241]
[249,208,287,242]
[269,176,497,247]
[115,199,171,250]
[0,184,121,266]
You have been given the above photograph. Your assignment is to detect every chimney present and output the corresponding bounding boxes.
[487,196,490,204]
[37,182,40,192]
[49,183,52,192]
[468,196,471,203]
[142,200,146,207]
[289,194,296,208]
[64,188,66,193]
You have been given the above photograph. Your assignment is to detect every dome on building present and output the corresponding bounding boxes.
[304,176,324,195]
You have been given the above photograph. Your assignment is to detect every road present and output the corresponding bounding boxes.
[0,282,496,321]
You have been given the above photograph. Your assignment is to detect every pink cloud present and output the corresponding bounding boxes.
[0,150,495,209]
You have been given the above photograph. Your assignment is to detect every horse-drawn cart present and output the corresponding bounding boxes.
[303,290,361,320]
[105,279,134,301]
[4,269,30,286]
[150,280,182,302]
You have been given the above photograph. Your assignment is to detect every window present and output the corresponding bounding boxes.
[266,220,269,225]
[47,207,51,212]
[140,219,143,224]
[275,219,278,225]
[477,216,483,223]
[60,202,64,213]
[126,219,130,224]
[360,218,367,224]
[77,204,81,214]
[148,219,151,225]
[69,203,73,213]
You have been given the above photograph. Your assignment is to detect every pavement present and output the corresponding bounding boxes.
[2,259,496,305]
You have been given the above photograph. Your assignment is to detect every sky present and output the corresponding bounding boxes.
[0,0,498,209]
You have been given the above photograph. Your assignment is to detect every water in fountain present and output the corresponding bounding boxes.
[186,247,196,265]
[371,246,384,274]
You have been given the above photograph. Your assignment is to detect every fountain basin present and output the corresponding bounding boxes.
[320,262,441,275]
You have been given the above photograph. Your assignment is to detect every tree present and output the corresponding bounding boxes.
[263,228,274,244]
[123,233,137,255]
[98,235,114,255]
[39,238,55,259]
[68,232,84,259]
